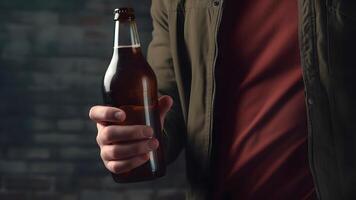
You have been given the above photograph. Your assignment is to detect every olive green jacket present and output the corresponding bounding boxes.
[147,0,356,199]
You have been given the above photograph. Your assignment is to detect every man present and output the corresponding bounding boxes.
[89,0,356,199]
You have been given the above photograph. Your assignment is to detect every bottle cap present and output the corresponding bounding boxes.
[114,8,135,21]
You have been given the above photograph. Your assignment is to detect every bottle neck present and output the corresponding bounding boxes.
[113,20,141,49]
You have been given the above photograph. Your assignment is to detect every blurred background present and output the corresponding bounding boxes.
[0,0,186,199]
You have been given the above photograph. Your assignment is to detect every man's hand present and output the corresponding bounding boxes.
[89,95,173,174]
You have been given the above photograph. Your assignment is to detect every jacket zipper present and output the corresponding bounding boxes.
[208,0,224,173]
[301,0,322,198]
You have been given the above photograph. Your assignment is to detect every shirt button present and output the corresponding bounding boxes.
[213,0,220,7]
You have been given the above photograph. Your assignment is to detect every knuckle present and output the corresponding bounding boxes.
[100,149,107,160]
[114,162,132,174]
[111,163,121,174]
[100,126,112,142]
[103,145,124,160]
[96,134,101,146]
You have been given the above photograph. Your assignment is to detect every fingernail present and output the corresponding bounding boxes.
[147,139,158,150]
[143,127,153,137]
[114,111,122,120]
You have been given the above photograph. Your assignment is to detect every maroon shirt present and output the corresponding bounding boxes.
[213,0,316,199]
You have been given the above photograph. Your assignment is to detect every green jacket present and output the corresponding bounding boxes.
[147,0,356,199]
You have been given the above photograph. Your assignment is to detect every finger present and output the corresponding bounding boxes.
[158,95,173,128]
[97,123,104,132]
[101,139,159,160]
[97,125,154,145]
[105,154,150,174]
[89,105,126,123]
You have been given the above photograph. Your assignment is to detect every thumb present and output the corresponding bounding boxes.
[158,95,173,129]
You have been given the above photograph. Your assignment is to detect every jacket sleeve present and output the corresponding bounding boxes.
[147,0,186,164]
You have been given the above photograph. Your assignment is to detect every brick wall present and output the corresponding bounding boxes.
[0,0,186,199]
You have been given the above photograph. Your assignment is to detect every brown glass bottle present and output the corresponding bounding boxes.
[102,8,165,182]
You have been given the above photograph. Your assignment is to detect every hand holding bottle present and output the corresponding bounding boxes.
[89,95,173,175]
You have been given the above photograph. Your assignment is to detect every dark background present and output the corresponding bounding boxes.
[0,0,186,199]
